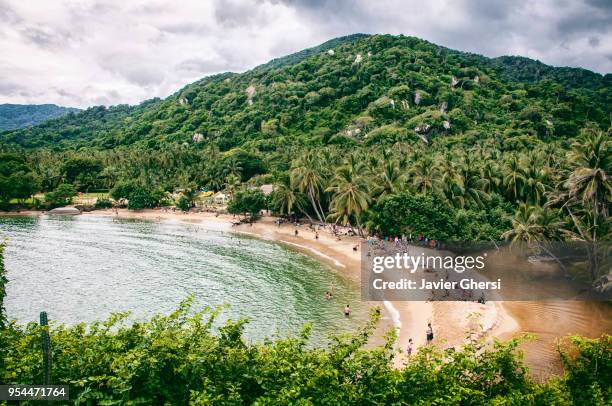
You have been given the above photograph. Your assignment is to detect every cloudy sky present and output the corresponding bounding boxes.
[1,0,610,108]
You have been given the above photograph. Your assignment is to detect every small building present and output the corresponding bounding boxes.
[260,184,273,196]
[213,192,228,205]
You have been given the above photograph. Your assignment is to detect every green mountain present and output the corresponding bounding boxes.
[0,103,80,132]
[1,34,609,150]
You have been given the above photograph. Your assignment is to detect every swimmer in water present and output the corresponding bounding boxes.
[344,304,351,317]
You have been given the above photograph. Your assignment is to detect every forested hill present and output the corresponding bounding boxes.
[1,34,609,150]
[0,104,79,132]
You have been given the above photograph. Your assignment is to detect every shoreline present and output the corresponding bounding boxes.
[1,208,519,366]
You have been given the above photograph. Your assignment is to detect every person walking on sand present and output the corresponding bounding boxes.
[406,338,413,356]
[344,304,351,317]
[426,323,434,344]
[295,229,298,237]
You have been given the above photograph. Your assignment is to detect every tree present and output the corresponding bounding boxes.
[61,156,103,191]
[326,165,371,236]
[271,176,305,217]
[291,152,326,223]
[228,189,266,221]
[44,183,77,208]
[371,192,462,240]
[127,187,158,210]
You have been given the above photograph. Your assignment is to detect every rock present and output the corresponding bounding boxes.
[178,96,188,106]
[443,120,451,130]
[440,101,448,113]
[474,75,480,84]
[246,85,256,106]
[401,99,410,110]
[192,133,204,143]
[327,49,335,55]
[414,124,432,134]
[367,51,372,57]
[48,207,81,215]
[390,99,395,109]
[451,76,459,88]
[414,91,422,105]
[353,53,362,64]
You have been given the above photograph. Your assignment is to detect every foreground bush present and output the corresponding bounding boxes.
[1,299,609,405]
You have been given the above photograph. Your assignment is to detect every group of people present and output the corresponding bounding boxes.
[405,323,434,357]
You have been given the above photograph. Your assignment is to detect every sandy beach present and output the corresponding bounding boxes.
[78,208,515,364]
[4,208,609,376]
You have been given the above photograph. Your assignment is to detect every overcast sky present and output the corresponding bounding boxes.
[1,0,610,108]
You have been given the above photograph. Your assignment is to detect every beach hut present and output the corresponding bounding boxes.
[213,192,227,205]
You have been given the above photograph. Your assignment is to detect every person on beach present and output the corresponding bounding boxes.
[344,305,351,317]
[295,229,298,237]
[315,232,319,240]
[406,338,413,356]
[426,323,434,344]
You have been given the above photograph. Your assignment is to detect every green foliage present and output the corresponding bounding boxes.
[0,297,608,404]
[110,180,138,201]
[44,184,77,208]
[0,152,40,204]
[558,335,612,405]
[94,198,113,209]
[0,103,79,131]
[228,189,266,220]
[127,187,158,210]
[0,240,6,329]
[61,157,103,191]
[371,192,462,240]
[176,195,190,212]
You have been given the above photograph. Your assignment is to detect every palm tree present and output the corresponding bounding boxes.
[503,154,525,202]
[522,152,549,205]
[291,152,326,222]
[375,161,405,199]
[272,177,305,218]
[409,154,438,195]
[502,204,547,242]
[326,165,371,236]
[457,156,489,208]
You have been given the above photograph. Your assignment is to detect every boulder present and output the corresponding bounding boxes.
[48,207,81,215]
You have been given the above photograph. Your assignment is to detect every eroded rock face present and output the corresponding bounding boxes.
[414,91,422,105]
[451,76,459,88]
[443,120,451,130]
[353,53,363,64]
[179,97,188,106]
[414,124,432,134]
[327,49,335,56]
[246,85,256,106]
[474,75,480,84]
[192,133,204,143]
[440,101,448,113]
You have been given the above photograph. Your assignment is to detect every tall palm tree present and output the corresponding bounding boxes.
[503,154,526,202]
[291,152,326,222]
[326,165,371,236]
[272,176,305,218]
[522,153,549,205]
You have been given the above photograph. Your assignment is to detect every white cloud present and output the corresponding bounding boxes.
[0,0,609,108]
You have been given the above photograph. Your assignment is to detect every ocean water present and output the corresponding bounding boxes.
[0,215,367,345]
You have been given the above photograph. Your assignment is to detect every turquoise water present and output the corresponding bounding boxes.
[0,215,366,344]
